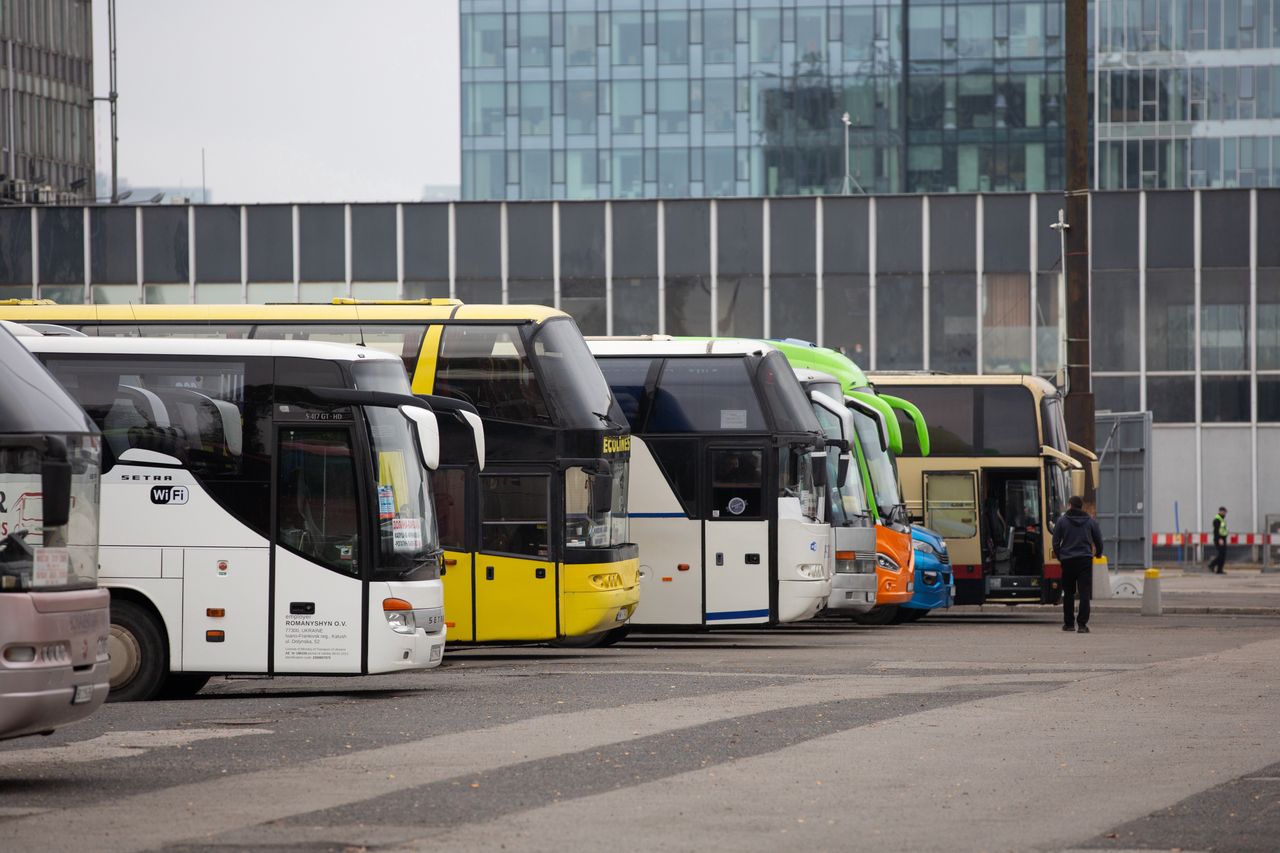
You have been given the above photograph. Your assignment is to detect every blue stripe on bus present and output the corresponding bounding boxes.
[705,608,770,621]
[627,512,688,518]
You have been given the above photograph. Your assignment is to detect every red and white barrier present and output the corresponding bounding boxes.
[1152,533,1276,546]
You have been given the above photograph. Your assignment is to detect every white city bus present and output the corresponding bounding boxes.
[20,333,469,701]
[590,338,831,628]
[791,368,881,614]
[0,322,109,738]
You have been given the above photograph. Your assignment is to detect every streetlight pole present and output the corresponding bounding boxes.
[841,112,851,195]
[91,0,119,203]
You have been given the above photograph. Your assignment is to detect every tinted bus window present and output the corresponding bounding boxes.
[480,474,549,557]
[880,384,1038,456]
[433,468,468,550]
[43,356,273,536]
[434,326,551,423]
[649,358,766,433]
[709,448,765,518]
[277,427,361,575]
[597,357,654,428]
[757,351,822,436]
[980,387,1039,455]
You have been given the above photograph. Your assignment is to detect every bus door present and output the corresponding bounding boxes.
[979,468,1044,600]
[922,470,981,605]
[272,421,366,673]
[433,466,475,641]
[475,472,557,641]
[703,445,770,624]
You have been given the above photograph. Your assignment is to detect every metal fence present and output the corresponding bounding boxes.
[1095,411,1152,569]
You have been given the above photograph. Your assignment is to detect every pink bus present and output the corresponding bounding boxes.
[0,322,108,741]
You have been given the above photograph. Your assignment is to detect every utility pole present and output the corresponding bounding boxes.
[1064,0,1095,507]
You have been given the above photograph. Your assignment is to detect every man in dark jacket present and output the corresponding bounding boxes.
[1051,495,1104,633]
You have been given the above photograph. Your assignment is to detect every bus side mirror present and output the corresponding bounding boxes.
[457,409,486,471]
[592,471,614,514]
[400,405,440,471]
[837,452,851,489]
[812,451,829,490]
[41,457,72,529]
[1071,468,1085,497]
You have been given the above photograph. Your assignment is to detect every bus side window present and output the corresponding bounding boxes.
[709,448,764,519]
[479,474,549,558]
[433,468,468,551]
[277,428,361,575]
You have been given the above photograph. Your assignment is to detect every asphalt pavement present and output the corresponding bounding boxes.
[2,594,1279,852]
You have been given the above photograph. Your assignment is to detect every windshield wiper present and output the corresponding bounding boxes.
[592,411,625,430]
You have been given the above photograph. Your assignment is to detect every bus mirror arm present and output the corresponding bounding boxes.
[40,437,71,529]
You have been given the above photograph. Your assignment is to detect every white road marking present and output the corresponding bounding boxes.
[0,728,273,768]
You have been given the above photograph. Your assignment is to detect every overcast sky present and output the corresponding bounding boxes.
[92,1,460,203]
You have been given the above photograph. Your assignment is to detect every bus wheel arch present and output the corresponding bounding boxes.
[106,592,170,702]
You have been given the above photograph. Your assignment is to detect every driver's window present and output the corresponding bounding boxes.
[277,427,360,575]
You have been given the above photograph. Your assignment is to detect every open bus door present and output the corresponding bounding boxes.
[922,471,982,605]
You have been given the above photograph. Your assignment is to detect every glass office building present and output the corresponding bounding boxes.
[0,0,96,201]
[460,0,1069,199]
[1096,0,1280,189]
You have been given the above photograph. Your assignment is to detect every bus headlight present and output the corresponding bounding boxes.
[797,563,826,580]
[383,598,417,635]
[876,554,901,573]
[912,540,938,557]
[922,570,939,585]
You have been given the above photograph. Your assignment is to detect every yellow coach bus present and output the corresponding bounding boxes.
[0,300,639,644]
[867,373,1095,606]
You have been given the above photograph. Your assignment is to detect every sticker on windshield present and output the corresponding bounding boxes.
[32,546,69,587]
[720,409,747,429]
[392,518,423,552]
[378,485,395,520]
[727,497,747,516]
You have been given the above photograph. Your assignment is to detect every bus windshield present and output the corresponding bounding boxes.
[851,408,904,519]
[779,446,822,523]
[758,351,823,437]
[366,406,440,577]
[811,405,865,524]
[531,318,626,431]
[0,434,100,592]
[350,359,415,396]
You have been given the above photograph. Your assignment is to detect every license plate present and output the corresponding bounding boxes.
[72,684,94,705]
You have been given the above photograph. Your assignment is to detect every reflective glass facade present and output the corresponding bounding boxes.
[460,0,1069,200]
[1096,0,1280,188]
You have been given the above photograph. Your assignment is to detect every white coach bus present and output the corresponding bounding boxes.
[20,333,468,700]
[589,337,831,629]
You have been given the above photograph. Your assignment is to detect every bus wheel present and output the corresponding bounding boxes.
[107,600,168,702]
[900,608,929,622]
[593,626,630,647]
[852,605,898,626]
[160,673,211,700]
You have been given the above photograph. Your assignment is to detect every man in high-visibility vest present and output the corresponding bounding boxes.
[1209,507,1229,574]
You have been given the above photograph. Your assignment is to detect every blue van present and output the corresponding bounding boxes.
[898,525,954,621]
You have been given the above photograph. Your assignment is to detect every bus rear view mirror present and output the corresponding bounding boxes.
[41,456,71,529]
[458,409,486,471]
[837,452,851,489]
[1071,468,1085,498]
[592,470,614,514]
[399,405,440,471]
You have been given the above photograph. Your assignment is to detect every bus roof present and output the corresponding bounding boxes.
[587,337,777,357]
[18,333,405,364]
[792,368,842,386]
[868,372,1060,397]
[766,340,871,391]
[0,300,571,326]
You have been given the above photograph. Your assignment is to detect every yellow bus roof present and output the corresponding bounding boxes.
[0,301,570,325]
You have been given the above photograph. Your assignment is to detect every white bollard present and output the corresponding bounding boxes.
[1141,568,1162,616]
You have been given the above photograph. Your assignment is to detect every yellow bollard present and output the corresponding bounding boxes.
[1141,567,1162,616]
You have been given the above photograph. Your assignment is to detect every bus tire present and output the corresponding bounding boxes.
[594,626,630,646]
[901,608,929,622]
[107,599,168,702]
[852,605,898,625]
[160,673,211,699]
